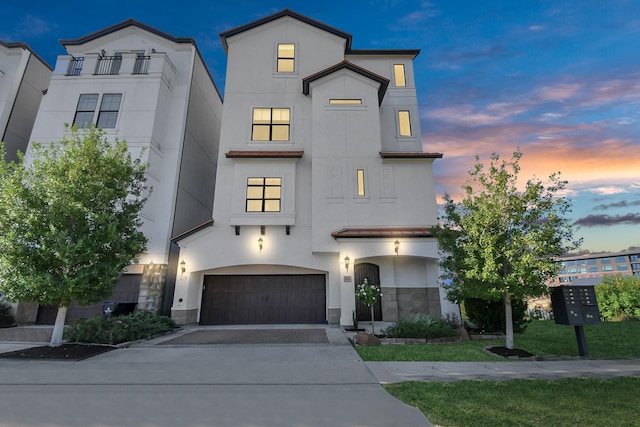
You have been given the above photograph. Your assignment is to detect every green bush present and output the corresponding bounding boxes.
[463,297,530,334]
[384,314,457,339]
[0,302,16,328]
[596,275,640,321]
[64,310,177,344]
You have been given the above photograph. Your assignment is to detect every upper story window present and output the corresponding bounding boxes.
[398,110,412,136]
[252,108,290,141]
[277,43,295,73]
[329,99,362,105]
[73,93,122,129]
[356,169,366,196]
[246,177,282,212]
[393,64,406,87]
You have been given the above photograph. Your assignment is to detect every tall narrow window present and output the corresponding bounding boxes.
[252,108,290,141]
[246,177,282,212]
[393,64,406,87]
[97,94,122,128]
[357,169,365,196]
[73,94,98,128]
[398,110,412,136]
[277,43,295,72]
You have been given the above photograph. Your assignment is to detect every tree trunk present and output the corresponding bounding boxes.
[50,305,68,347]
[504,292,514,349]
[370,304,375,335]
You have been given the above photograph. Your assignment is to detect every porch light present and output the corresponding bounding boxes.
[258,236,263,252]
[180,260,186,275]
[394,239,400,255]
[344,255,350,271]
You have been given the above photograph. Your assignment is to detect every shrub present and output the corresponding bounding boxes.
[596,275,640,321]
[384,314,457,339]
[463,297,530,334]
[64,310,177,344]
[0,302,16,328]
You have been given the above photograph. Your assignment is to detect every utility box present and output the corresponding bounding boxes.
[551,285,601,326]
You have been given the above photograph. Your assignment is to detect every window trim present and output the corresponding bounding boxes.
[276,43,295,73]
[246,177,282,213]
[97,93,122,129]
[398,110,412,136]
[251,107,291,142]
[356,169,366,197]
[393,64,406,87]
[73,93,99,128]
[73,93,122,129]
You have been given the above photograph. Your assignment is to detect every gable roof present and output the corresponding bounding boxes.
[219,9,352,54]
[59,19,196,47]
[302,60,389,105]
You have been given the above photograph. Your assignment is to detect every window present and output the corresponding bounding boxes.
[587,259,597,265]
[393,64,406,87]
[252,108,290,141]
[398,110,412,136]
[73,94,99,128]
[600,258,611,264]
[617,265,628,271]
[602,265,613,272]
[588,267,598,273]
[630,255,639,262]
[97,94,122,128]
[357,169,365,196]
[277,43,295,73]
[631,263,640,270]
[246,177,282,212]
[329,99,362,105]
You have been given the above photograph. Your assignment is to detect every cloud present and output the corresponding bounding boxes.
[594,200,640,210]
[588,186,628,195]
[574,213,640,227]
[13,15,55,39]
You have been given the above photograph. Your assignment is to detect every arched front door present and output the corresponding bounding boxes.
[354,263,382,321]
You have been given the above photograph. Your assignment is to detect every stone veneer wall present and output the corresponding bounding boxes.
[138,263,167,314]
[382,287,442,321]
[327,308,340,324]
[171,308,199,325]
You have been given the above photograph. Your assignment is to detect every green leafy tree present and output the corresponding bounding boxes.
[595,275,640,320]
[0,126,148,346]
[355,278,382,334]
[434,150,580,349]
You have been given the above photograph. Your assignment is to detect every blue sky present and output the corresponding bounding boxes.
[3,0,639,253]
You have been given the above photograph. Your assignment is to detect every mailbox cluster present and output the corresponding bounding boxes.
[551,285,601,326]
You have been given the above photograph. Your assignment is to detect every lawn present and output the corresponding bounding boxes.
[384,377,640,427]
[356,320,640,361]
[356,320,640,427]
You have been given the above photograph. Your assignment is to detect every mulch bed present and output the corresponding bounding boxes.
[485,346,536,359]
[0,343,116,361]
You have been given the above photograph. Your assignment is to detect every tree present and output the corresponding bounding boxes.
[355,278,382,334]
[434,150,580,349]
[0,126,148,346]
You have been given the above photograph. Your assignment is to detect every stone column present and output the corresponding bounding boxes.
[138,263,167,314]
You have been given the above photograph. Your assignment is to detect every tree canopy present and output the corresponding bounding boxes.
[0,126,148,345]
[434,150,580,348]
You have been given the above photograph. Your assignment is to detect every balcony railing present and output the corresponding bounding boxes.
[133,56,150,74]
[95,56,122,75]
[66,57,84,76]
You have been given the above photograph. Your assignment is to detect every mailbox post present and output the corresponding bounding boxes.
[550,285,601,358]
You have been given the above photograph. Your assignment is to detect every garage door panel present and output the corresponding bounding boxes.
[200,274,326,325]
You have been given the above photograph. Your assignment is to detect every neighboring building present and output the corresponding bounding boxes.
[549,250,640,286]
[0,41,52,162]
[18,20,223,323]
[171,10,457,326]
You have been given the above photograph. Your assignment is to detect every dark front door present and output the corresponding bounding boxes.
[200,274,326,325]
[354,263,382,321]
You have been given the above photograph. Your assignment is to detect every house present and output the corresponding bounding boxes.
[170,9,457,326]
[18,20,222,323]
[0,41,52,163]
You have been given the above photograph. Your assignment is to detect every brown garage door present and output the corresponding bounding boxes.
[200,275,326,325]
[36,274,142,324]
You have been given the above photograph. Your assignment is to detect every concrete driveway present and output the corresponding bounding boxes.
[0,325,432,427]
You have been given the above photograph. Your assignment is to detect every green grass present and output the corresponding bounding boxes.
[384,377,640,427]
[356,320,640,361]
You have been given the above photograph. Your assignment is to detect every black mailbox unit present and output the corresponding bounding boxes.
[550,285,601,357]
[550,285,600,325]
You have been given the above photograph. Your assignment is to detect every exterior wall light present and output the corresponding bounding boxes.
[258,236,263,252]
[180,259,186,275]
[394,239,400,255]
[344,255,350,271]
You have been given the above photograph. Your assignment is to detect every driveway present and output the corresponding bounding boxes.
[0,325,432,427]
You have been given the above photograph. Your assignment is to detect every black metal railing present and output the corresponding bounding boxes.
[95,56,122,75]
[133,56,151,74]
[66,57,84,76]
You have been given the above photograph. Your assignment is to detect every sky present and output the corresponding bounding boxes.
[2,0,639,254]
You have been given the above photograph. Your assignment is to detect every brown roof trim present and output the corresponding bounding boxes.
[0,41,53,70]
[303,60,389,105]
[380,152,443,159]
[331,227,435,238]
[347,49,420,59]
[171,218,214,242]
[226,150,304,159]
[60,19,196,47]
[220,9,352,53]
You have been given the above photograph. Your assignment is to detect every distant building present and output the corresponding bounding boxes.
[0,41,52,162]
[548,250,640,286]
